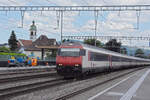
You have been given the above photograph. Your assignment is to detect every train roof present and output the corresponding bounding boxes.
[61,42,150,61]
[82,43,150,61]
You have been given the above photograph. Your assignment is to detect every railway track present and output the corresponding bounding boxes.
[0,67,72,100]
[0,78,68,99]
[0,67,145,100]
[55,67,145,100]
[0,67,55,76]
[0,71,57,83]
[0,67,56,83]
[0,71,67,100]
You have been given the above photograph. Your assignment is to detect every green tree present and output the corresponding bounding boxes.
[105,39,121,53]
[0,46,11,53]
[84,39,103,47]
[135,49,144,58]
[62,39,66,43]
[8,30,18,52]
[120,47,127,54]
[62,39,70,43]
[46,52,51,58]
[51,50,57,57]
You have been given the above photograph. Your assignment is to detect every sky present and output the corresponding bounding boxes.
[1,0,150,48]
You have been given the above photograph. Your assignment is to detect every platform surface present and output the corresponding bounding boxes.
[0,66,56,71]
[88,68,150,100]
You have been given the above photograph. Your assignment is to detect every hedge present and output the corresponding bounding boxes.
[0,52,26,56]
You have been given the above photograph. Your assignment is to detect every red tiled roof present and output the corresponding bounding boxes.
[18,35,59,51]
[33,35,57,46]
[18,39,41,51]
[19,39,32,46]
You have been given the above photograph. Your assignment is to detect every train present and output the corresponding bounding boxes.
[56,42,150,78]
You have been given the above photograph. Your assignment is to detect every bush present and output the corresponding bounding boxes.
[0,52,26,56]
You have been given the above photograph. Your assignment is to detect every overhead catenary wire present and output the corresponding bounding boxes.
[82,0,89,5]
[45,0,57,6]
[7,0,20,5]
[0,5,148,47]
[25,0,42,5]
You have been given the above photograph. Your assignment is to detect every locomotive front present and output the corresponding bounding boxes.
[56,43,85,77]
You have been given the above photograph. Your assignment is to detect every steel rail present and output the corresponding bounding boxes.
[0,71,57,83]
[0,78,67,99]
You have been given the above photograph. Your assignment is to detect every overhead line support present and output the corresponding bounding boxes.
[62,35,150,41]
[0,5,150,11]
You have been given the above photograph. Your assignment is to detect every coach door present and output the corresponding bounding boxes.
[88,51,94,69]
[108,55,112,69]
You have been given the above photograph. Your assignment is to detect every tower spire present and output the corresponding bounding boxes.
[32,20,35,25]
[29,20,37,41]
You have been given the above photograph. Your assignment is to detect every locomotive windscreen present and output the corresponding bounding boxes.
[58,48,80,57]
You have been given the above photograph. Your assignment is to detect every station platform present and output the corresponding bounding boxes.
[88,68,150,100]
[0,66,56,71]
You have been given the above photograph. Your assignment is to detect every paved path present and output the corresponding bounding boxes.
[88,68,150,100]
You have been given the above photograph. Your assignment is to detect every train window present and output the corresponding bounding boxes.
[80,49,86,56]
[90,52,108,61]
[112,56,121,61]
[58,48,80,57]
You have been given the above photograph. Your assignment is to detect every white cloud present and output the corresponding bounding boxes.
[0,0,27,6]
[1,0,150,46]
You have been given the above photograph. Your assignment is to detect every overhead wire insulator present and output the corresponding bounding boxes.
[19,11,25,28]
[55,11,60,29]
[94,10,99,33]
[118,10,121,16]
[136,10,141,30]
[40,11,43,15]
[94,10,99,46]
[78,11,80,16]
[5,11,7,16]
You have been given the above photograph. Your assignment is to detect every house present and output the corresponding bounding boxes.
[18,35,58,59]
[18,21,59,60]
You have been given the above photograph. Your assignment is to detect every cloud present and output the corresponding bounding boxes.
[1,0,150,47]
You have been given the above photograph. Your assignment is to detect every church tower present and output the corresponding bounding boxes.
[29,21,37,41]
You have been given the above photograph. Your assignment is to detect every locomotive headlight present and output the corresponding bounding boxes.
[75,64,79,66]
[59,64,62,66]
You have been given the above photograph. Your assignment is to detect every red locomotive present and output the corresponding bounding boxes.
[56,42,150,78]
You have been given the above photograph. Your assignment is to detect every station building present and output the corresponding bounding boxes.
[17,21,59,60]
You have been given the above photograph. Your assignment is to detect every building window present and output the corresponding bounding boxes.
[31,31,33,35]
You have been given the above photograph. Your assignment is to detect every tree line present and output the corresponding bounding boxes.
[62,38,147,58]
[0,30,148,59]
[83,38,147,58]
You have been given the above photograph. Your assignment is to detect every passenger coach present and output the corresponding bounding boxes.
[56,42,150,78]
